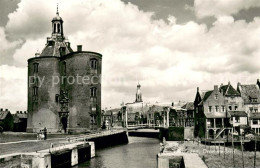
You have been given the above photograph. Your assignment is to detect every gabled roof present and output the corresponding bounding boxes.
[202,90,213,102]
[182,102,194,110]
[228,111,247,117]
[238,84,260,103]
[0,111,10,120]
[204,112,230,118]
[220,84,240,96]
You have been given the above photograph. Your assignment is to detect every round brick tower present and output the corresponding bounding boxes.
[27,8,102,133]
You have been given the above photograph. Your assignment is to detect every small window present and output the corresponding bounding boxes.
[254,108,258,113]
[234,106,238,111]
[222,106,225,112]
[215,106,219,112]
[215,94,218,99]
[250,107,253,112]
[235,116,240,123]
[253,119,258,125]
[33,87,38,96]
[229,106,232,111]
[33,63,38,73]
[209,106,212,112]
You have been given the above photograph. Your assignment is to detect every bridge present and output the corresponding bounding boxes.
[127,124,163,130]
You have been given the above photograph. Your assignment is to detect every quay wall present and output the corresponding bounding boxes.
[0,142,93,168]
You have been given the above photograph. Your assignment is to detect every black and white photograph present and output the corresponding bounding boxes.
[0,0,260,167]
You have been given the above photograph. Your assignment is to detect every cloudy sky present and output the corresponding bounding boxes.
[1,0,260,112]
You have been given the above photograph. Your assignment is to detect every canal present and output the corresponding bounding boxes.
[75,136,160,168]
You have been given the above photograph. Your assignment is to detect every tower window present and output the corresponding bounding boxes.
[33,87,38,96]
[33,63,38,73]
[57,23,60,33]
[55,94,59,103]
[90,87,97,97]
[63,62,66,75]
[215,94,218,99]
[90,59,97,69]
[54,24,56,33]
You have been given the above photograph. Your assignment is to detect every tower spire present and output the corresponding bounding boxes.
[56,3,59,15]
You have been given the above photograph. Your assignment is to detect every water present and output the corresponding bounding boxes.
[76,136,160,168]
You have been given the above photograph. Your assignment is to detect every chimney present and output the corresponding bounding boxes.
[214,85,218,92]
[16,111,19,113]
[5,109,8,111]
[24,111,26,114]
[172,102,174,107]
[220,83,223,87]
[77,45,82,52]
[0,108,2,111]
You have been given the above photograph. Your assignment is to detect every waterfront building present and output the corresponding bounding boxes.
[237,80,260,134]
[27,8,102,133]
[228,111,247,134]
[195,85,231,139]
[249,113,260,135]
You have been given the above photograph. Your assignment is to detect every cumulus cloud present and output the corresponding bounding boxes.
[1,0,260,111]
[194,0,260,18]
[0,65,27,112]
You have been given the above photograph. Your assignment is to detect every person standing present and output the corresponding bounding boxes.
[43,127,47,140]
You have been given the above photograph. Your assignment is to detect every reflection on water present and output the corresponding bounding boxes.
[75,136,160,168]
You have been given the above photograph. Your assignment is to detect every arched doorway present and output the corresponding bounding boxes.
[61,116,68,133]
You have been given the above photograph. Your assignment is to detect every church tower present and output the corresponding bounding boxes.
[135,83,143,102]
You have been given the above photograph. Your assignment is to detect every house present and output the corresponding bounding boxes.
[13,111,27,132]
[147,105,164,126]
[169,107,187,127]
[237,82,260,115]
[249,113,260,135]
[237,81,260,133]
[228,111,247,134]
[195,85,231,139]
[181,102,194,127]
[0,109,14,131]
[194,87,205,138]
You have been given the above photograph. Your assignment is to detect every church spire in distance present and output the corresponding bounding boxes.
[135,82,143,102]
